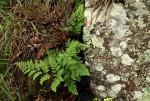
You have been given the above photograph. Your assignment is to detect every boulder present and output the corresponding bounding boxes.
[84,0,150,100]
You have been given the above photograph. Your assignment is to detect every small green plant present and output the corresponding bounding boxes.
[60,4,84,34]
[15,39,90,95]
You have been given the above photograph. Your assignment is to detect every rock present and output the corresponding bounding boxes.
[84,0,150,100]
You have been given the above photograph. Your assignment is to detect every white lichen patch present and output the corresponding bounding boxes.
[94,63,104,72]
[108,3,129,39]
[91,35,104,48]
[113,28,128,39]
[106,74,120,83]
[110,4,128,25]
[144,49,150,62]
[110,47,122,57]
[84,8,92,26]
[137,17,146,28]
[112,84,124,93]
[146,77,150,82]
[133,2,149,16]
[133,91,143,100]
[97,85,105,91]
[108,84,124,98]
[121,54,134,65]
[83,25,94,44]
[120,41,127,49]
[85,0,90,8]
[106,19,117,27]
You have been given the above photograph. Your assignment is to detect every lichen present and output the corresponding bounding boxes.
[133,91,143,100]
[83,25,94,45]
[84,0,150,100]
[121,54,134,65]
[106,74,120,83]
[144,49,150,62]
[110,47,122,57]
[91,35,104,48]
[133,2,149,16]
[120,41,127,49]
[146,77,150,83]
[97,85,105,91]
[109,4,129,39]
[139,87,150,101]
[108,84,124,98]
[84,8,92,25]
[137,17,146,28]
[94,63,104,72]
[110,4,128,25]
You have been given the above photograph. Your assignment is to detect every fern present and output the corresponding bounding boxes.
[15,40,90,95]
[15,59,50,85]
[60,4,84,34]
[47,40,89,94]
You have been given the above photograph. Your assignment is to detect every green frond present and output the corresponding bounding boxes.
[40,74,50,85]
[39,60,49,73]
[57,69,64,76]
[28,70,37,77]
[15,39,90,95]
[15,60,46,81]
[68,81,78,95]
[23,68,31,74]
[60,4,84,34]
[48,54,58,69]
[33,72,42,80]
[35,60,40,70]
[67,4,84,34]
[51,78,61,92]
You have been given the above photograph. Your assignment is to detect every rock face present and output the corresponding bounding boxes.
[84,0,150,100]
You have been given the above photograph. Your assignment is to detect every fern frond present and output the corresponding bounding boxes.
[51,78,61,92]
[23,68,31,74]
[40,74,50,85]
[33,72,42,80]
[65,40,86,56]
[68,81,78,95]
[15,59,50,84]
[67,4,84,34]
[48,53,58,69]
[60,4,84,34]
[39,60,49,73]
[28,70,37,77]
